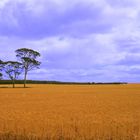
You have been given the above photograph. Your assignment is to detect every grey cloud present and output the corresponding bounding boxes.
[0,0,114,39]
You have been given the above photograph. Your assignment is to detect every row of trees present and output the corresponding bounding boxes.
[0,48,41,88]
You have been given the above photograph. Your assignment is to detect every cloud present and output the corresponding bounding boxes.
[0,0,116,39]
[0,0,140,82]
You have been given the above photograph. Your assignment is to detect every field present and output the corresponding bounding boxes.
[0,84,140,140]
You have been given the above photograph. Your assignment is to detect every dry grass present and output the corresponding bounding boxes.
[0,84,140,140]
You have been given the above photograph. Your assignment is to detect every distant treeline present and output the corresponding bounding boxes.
[0,80,127,85]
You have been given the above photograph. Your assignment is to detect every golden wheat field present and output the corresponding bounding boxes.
[0,84,140,140]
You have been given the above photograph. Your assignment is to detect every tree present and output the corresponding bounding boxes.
[15,48,41,88]
[1,61,22,88]
[0,60,3,79]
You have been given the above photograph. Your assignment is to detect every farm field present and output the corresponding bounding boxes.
[0,84,140,139]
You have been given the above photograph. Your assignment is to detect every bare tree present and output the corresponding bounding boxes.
[2,61,22,88]
[15,48,41,88]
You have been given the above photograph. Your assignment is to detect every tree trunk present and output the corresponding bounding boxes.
[24,70,27,88]
[12,80,15,88]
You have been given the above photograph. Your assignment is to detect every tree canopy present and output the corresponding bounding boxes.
[15,48,41,88]
[1,61,22,88]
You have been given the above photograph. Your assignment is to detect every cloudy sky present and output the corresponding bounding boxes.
[0,0,140,82]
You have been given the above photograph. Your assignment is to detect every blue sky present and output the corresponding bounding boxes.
[0,0,140,82]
